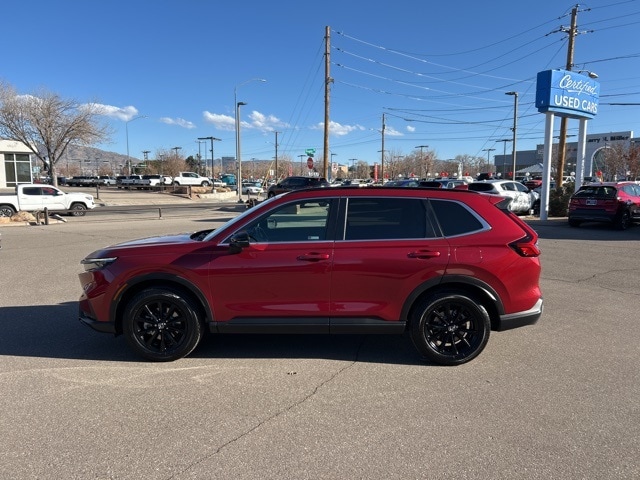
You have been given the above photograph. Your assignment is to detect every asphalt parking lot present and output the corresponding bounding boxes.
[0,193,639,479]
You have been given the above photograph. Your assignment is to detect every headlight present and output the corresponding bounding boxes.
[81,257,117,271]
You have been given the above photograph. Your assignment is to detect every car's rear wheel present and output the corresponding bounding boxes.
[123,288,204,362]
[615,210,631,230]
[69,203,87,216]
[0,204,16,217]
[410,292,490,366]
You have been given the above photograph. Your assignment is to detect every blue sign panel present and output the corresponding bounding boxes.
[535,69,600,119]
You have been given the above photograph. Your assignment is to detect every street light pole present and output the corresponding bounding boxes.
[506,91,518,180]
[416,145,429,178]
[496,139,512,177]
[236,101,247,202]
[482,148,496,172]
[125,115,146,174]
[298,154,305,175]
[330,153,337,181]
[349,158,357,179]
[234,78,266,203]
[198,136,221,178]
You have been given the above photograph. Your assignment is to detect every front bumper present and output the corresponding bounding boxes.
[79,309,117,334]
[496,298,543,331]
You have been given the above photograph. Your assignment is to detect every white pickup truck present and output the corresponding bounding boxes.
[172,172,211,187]
[0,184,96,217]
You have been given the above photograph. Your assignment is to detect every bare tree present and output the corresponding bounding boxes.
[0,81,111,186]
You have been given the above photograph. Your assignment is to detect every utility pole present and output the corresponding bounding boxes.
[323,26,332,180]
[416,145,429,178]
[274,131,280,182]
[380,113,386,182]
[557,5,579,190]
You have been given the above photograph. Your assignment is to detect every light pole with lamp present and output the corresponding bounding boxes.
[125,115,146,174]
[505,91,518,180]
[330,153,337,181]
[198,136,221,178]
[482,148,495,173]
[235,78,266,202]
[496,139,511,178]
[349,158,357,179]
[298,154,305,175]
[236,101,247,201]
[416,145,429,178]
[196,140,205,175]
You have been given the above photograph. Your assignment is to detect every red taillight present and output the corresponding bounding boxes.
[509,234,541,257]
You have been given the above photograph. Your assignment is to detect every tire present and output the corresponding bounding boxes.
[69,203,87,217]
[201,181,210,187]
[123,288,204,362]
[410,292,491,366]
[173,181,180,186]
[0,204,16,217]
[615,210,631,230]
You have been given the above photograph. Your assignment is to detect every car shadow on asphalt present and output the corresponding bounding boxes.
[0,302,428,366]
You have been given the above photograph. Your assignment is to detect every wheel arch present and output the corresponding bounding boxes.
[111,273,212,335]
[401,275,504,330]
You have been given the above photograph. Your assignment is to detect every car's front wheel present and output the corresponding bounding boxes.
[410,292,490,366]
[123,288,204,361]
[69,203,87,216]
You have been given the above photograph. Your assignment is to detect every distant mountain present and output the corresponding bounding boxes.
[40,144,140,175]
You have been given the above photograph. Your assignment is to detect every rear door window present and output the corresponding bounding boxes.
[343,197,439,240]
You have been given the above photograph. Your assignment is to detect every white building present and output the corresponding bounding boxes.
[0,139,33,188]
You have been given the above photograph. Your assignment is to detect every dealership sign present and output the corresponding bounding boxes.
[535,69,600,119]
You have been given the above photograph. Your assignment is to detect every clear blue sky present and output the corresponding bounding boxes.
[4,0,640,170]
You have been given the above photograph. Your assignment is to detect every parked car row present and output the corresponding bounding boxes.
[67,175,116,187]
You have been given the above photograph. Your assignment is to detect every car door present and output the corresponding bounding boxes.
[17,186,44,210]
[208,198,337,332]
[40,186,67,211]
[330,196,450,329]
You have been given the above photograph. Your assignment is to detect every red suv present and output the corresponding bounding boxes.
[568,181,640,230]
[79,187,543,366]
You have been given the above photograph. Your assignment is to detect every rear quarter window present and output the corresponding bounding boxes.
[430,199,486,237]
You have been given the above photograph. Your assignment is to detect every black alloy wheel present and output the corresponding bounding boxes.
[410,292,491,366]
[123,288,204,361]
[615,210,631,230]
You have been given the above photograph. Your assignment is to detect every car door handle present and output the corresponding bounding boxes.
[408,250,441,259]
[297,253,330,262]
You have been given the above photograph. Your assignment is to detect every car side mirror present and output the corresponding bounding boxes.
[229,231,251,253]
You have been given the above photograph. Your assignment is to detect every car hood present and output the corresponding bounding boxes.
[99,229,213,251]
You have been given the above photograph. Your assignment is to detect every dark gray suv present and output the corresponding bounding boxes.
[267,176,329,197]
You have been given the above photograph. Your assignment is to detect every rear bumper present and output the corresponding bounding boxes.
[568,209,615,223]
[496,298,543,331]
